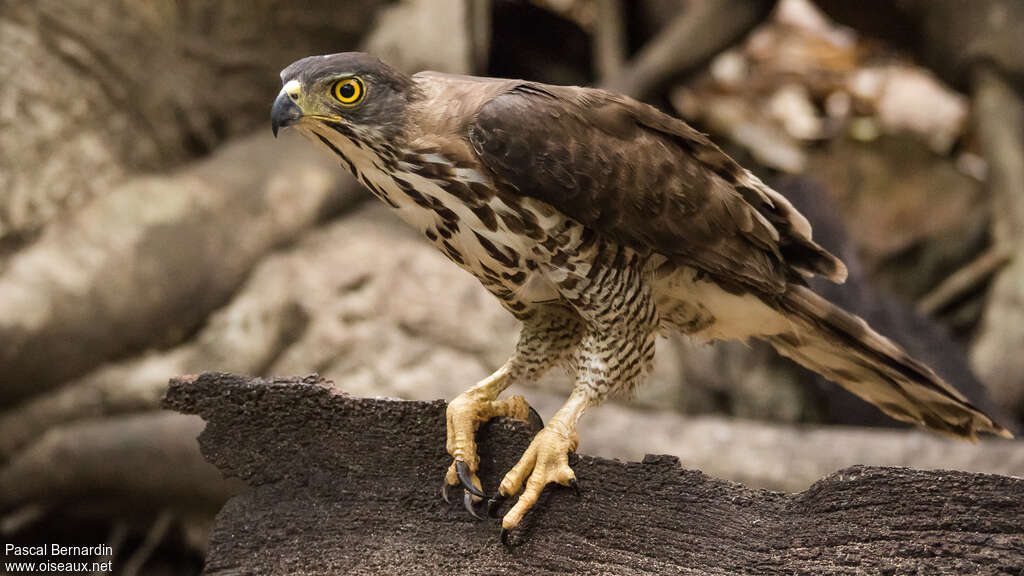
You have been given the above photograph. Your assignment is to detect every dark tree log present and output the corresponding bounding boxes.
[165,373,1024,576]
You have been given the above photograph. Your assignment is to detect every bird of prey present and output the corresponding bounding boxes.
[271,52,1011,541]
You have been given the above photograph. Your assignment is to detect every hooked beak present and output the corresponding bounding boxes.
[271,86,303,137]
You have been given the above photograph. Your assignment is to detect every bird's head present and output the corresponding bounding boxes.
[271,52,417,149]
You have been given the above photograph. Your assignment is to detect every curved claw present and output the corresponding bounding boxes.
[527,406,544,430]
[486,494,506,518]
[568,477,581,499]
[456,460,485,498]
[500,527,512,547]
[464,491,484,520]
[441,482,451,504]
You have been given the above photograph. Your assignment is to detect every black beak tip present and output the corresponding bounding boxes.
[271,91,302,139]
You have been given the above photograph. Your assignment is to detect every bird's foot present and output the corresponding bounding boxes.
[443,385,540,519]
[487,421,580,543]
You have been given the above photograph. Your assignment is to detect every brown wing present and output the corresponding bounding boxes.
[467,83,846,294]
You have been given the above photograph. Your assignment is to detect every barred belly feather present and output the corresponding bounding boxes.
[301,120,661,399]
[299,122,566,315]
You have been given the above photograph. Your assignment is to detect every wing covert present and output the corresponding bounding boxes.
[467,84,845,294]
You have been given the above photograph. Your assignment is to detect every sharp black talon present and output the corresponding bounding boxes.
[455,460,485,498]
[464,491,483,520]
[486,494,506,517]
[500,527,511,546]
[527,405,544,430]
[568,477,581,499]
[441,482,451,504]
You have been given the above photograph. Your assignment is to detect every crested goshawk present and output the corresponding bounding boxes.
[271,52,1010,541]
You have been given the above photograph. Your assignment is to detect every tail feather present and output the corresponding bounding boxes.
[770,284,1011,441]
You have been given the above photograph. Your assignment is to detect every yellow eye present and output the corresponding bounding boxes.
[332,77,364,106]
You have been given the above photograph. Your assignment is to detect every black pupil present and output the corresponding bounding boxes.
[340,82,356,99]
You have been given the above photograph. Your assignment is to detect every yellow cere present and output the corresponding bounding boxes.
[333,77,364,106]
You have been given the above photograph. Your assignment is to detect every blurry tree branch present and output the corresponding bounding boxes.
[0,413,240,514]
[972,65,1024,271]
[593,0,627,82]
[917,243,1012,316]
[363,0,487,75]
[969,63,1024,416]
[602,0,776,99]
[0,133,362,404]
[0,0,386,250]
[813,0,1024,92]
[121,510,175,576]
[468,0,493,73]
[0,355,179,461]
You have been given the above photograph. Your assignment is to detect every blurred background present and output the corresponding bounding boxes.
[2,0,1023,573]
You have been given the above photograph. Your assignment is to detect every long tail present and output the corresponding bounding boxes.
[769,284,1011,441]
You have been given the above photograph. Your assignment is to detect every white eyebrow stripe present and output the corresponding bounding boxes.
[283,80,301,98]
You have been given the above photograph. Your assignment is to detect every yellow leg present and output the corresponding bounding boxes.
[497,387,589,532]
[444,364,534,502]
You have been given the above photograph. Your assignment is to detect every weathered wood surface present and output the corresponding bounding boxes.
[164,373,1024,576]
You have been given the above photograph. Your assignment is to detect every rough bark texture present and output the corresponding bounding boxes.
[165,373,1024,576]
